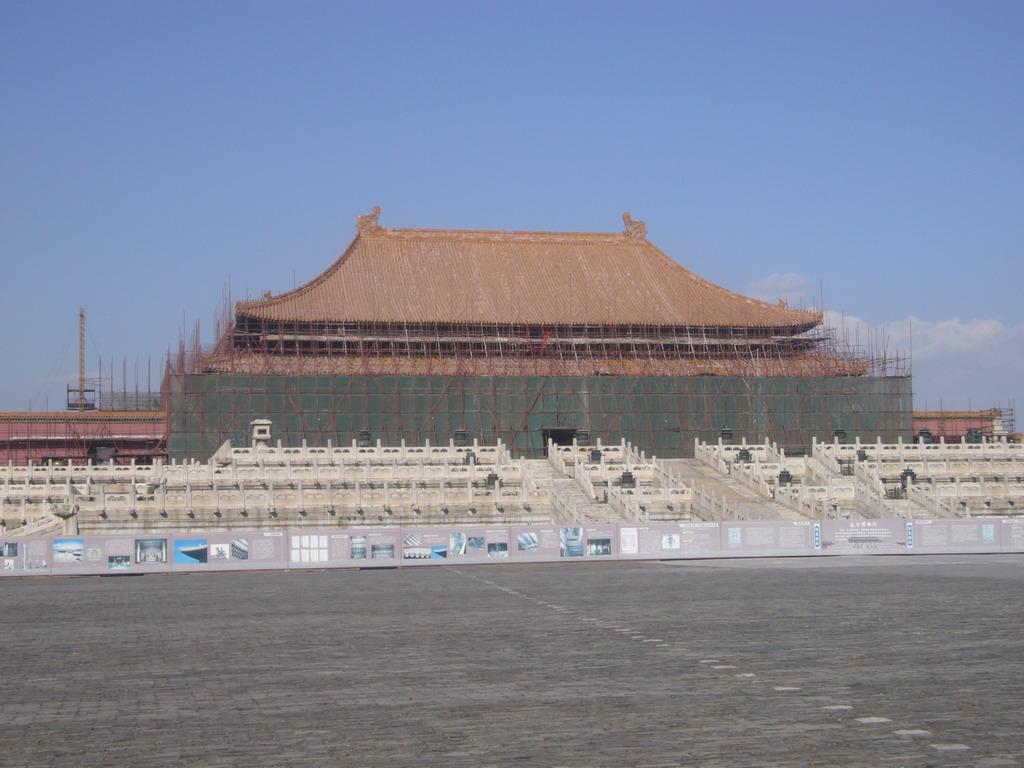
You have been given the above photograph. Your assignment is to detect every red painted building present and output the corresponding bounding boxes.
[0,411,167,465]
[912,408,1015,443]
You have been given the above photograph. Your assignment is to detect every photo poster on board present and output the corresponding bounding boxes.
[364,530,399,564]
[127,535,171,573]
[135,537,168,564]
[26,537,51,572]
[559,527,584,557]
[346,534,368,560]
[170,532,285,571]
[485,528,510,559]
[0,539,19,573]
[290,533,330,565]
[102,539,130,571]
[325,529,401,564]
[621,523,721,558]
[324,531,379,562]
[511,526,563,560]
[819,519,908,554]
[1001,519,1024,552]
[42,535,171,574]
[721,521,815,558]
[425,527,510,561]
[52,538,85,564]
[467,533,486,555]
[173,538,209,565]
[583,526,615,557]
[449,530,467,556]
[402,528,452,564]
[907,519,1002,554]
[0,536,50,574]
[619,527,639,555]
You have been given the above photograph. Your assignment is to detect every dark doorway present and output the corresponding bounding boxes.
[542,428,578,456]
[88,444,119,463]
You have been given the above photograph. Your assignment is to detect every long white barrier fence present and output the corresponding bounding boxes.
[2,517,1022,577]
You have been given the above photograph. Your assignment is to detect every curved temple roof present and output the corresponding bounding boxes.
[236,209,821,330]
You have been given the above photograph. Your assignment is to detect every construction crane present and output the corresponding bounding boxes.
[66,307,95,411]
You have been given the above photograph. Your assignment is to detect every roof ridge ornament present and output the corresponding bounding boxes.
[622,211,646,239]
[356,205,382,233]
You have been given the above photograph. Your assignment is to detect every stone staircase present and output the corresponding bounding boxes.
[551,478,622,524]
[530,459,623,525]
[665,459,802,520]
[714,475,798,520]
[526,459,559,491]
[853,496,922,520]
[2,515,65,537]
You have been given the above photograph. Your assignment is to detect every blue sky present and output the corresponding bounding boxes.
[1,1,1020,415]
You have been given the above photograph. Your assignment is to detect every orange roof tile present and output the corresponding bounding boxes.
[236,210,821,329]
[913,410,1003,420]
[0,411,166,423]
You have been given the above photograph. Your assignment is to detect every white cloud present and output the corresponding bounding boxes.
[743,271,1022,411]
[824,312,1023,409]
[741,272,812,306]
[886,317,1023,364]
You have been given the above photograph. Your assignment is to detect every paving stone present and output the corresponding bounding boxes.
[0,555,1022,766]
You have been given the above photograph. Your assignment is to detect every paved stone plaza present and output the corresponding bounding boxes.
[2,555,1022,767]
